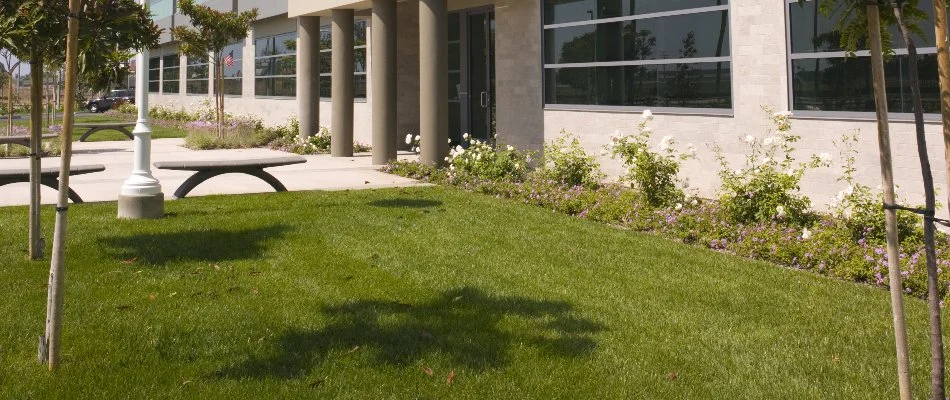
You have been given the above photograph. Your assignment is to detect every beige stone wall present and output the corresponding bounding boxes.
[494,0,544,153]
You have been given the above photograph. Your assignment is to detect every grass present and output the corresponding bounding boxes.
[5,113,187,142]
[0,186,947,398]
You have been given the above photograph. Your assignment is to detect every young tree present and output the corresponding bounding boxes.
[171,0,257,137]
[0,0,159,261]
[0,50,20,137]
[800,0,943,398]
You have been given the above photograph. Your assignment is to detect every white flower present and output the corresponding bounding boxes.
[785,168,796,176]
[514,163,521,170]
[763,137,776,146]
[506,145,514,151]
[414,135,421,141]
[674,203,683,211]
[745,135,756,144]
[801,228,812,240]
[404,134,413,145]
[819,152,832,164]
[448,138,452,144]
[776,205,786,218]
[444,156,450,162]
[449,165,455,171]
[844,185,854,196]
[526,155,532,163]
[691,199,698,206]
[734,169,744,176]
[641,110,654,121]
[659,135,674,151]
[412,146,419,153]
[462,133,469,140]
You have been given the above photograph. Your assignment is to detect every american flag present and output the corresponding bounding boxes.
[224,51,234,67]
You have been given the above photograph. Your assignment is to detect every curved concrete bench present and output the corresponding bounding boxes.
[0,134,59,147]
[154,156,307,199]
[0,165,106,203]
[75,122,134,142]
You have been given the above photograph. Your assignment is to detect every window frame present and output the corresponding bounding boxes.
[148,55,161,93]
[161,53,180,95]
[255,31,298,98]
[319,19,370,102]
[784,0,942,121]
[186,55,210,95]
[222,41,244,97]
[541,1,735,115]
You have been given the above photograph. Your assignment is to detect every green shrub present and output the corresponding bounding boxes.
[831,133,924,246]
[447,134,532,182]
[542,130,603,188]
[715,108,827,226]
[608,110,695,208]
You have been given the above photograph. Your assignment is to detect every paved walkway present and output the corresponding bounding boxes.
[0,138,425,207]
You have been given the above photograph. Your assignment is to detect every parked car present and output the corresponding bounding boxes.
[85,89,134,113]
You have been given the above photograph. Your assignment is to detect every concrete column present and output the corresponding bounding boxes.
[297,16,322,140]
[118,3,164,220]
[372,0,397,164]
[331,9,355,157]
[419,0,448,166]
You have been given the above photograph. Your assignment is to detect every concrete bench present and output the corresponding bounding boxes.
[0,165,106,203]
[75,122,134,142]
[0,134,59,147]
[154,156,307,199]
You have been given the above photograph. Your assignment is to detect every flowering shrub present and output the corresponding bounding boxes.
[115,103,138,115]
[715,108,828,226]
[266,116,370,154]
[830,133,924,246]
[183,117,266,150]
[608,110,695,208]
[543,130,603,188]
[405,134,421,153]
[445,133,531,182]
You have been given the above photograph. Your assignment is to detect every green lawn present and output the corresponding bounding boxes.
[0,187,946,398]
[8,114,187,142]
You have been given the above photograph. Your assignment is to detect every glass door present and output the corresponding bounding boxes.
[447,8,495,147]
[468,10,495,143]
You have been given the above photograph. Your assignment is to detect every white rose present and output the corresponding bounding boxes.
[819,152,832,163]
[405,134,413,145]
[507,145,514,151]
[776,205,786,218]
[674,203,683,211]
[801,228,812,240]
[744,135,756,144]
[641,110,654,121]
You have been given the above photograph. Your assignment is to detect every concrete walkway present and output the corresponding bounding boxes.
[0,138,426,207]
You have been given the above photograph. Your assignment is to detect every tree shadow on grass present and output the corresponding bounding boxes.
[216,287,604,379]
[98,224,292,266]
[368,198,443,209]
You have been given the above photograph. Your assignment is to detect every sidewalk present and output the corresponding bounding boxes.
[0,138,426,207]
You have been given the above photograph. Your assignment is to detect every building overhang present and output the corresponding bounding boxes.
[288,0,371,17]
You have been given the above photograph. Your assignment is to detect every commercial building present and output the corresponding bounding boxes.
[147,0,949,205]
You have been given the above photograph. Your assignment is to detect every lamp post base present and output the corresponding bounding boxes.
[118,193,165,219]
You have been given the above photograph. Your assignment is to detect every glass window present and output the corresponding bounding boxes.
[161,54,179,94]
[255,32,296,97]
[544,0,728,25]
[186,56,209,95]
[319,21,369,100]
[222,41,243,96]
[787,0,940,114]
[544,11,730,64]
[148,56,160,93]
[543,1,731,109]
[545,62,731,108]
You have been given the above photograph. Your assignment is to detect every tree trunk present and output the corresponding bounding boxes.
[867,5,914,400]
[892,2,946,398]
[43,0,81,370]
[29,59,44,260]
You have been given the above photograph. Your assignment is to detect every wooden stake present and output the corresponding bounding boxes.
[43,0,81,370]
[867,5,913,399]
[28,58,43,260]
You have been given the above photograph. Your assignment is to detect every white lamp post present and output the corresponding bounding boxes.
[118,5,164,219]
